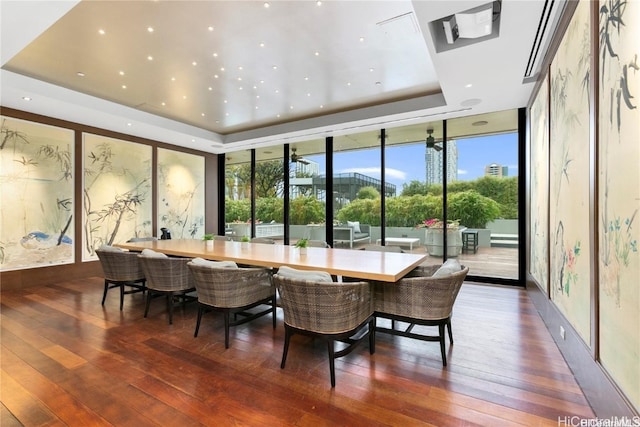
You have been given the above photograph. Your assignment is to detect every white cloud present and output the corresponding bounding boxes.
[458,169,468,175]
[339,167,406,180]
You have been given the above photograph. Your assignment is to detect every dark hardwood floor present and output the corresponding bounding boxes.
[1,276,594,426]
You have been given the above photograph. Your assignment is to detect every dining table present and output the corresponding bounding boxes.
[115,239,428,282]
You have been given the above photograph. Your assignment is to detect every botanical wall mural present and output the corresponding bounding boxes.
[549,0,592,345]
[597,0,639,411]
[82,133,152,260]
[0,117,74,270]
[529,74,549,292]
[157,148,205,239]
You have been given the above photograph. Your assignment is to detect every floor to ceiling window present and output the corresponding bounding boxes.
[385,121,444,260]
[223,150,252,240]
[332,130,382,249]
[255,146,285,241]
[288,139,326,245]
[447,110,519,280]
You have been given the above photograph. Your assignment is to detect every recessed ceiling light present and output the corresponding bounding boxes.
[161,102,166,106]
[224,99,228,103]
[171,77,176,81]
[208,26,214,31]
[272,65,277,70]
[472,120,488,126]
[121,85,127,89]
[260,80,265,84]
[119,71,125,76]
[220,67,225,71]
[239,86,243,90]
[275,89,279,93]
[238,66,243,71]
[256,95,260,99]
[225,112,229,116]
[183,95,187,99]
[255,106,259,110]
[264,2,270,8]
[316,1,322,5]
[359,37,365,42]
[127,122,132,126]
[259,42,265,47]
[307,93,311,97]
[314,51,320,56]
[208,87,212,91]
[347,82,351,86]
[369,68,374,72]
[213,52,218,57]
[201,113,205,117]
[253,85,258,90]
[277,114,281,118]
[98,29,105,35]
[147,55,153,61]
[319,105,324,108]
[290,105,294,109]
[22,96,31,101]
[465,83,473,88]
[237,77,242,81]
[76,71,85,77]
[214,74,219,79]
[192,61,197,66]
[304,76,309,81]
[147,27,154,33]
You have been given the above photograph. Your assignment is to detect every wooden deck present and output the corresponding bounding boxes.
[0,276,594,425]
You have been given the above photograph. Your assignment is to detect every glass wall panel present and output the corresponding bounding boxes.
[333,130,382,249]
[447,110,519,279]
[224,150,251,240]
[288,139,326,245]
[385,122,443,262]
[255,146,284,242]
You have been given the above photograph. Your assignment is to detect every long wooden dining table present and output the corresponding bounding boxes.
[115,239,428,282]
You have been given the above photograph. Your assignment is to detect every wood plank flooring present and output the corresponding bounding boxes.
[1,277,594,426]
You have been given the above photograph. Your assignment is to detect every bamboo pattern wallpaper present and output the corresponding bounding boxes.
[157,148,205,239]
[82,133,152,260]
[549,0,592,345]
[597,0,640,411]
[529,74,549,292]
[0,117,74,270]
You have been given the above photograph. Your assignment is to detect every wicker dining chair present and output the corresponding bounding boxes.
[373,263,469,366]
[306,240,331,248]
[187,261,276,348]
[96,246,146,311]
[250,237,275,244]
[138,253,197,324]
[273,272,375,387]
[361,244,403,253]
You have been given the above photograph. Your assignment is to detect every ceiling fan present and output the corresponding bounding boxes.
[290,148,310,164]
[426,129,443,151]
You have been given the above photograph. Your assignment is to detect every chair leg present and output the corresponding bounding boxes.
[194,305,204,337]
[144,291,152,318]
[119,284,125,311]
[368,319,376,354]
[447,318,453,344]
[439,323,447,366]
[101,280,109,306]
[271,295,277,329]
[327,340,336,387]
[167,292,174,325]
[223,310,230,349]
[281,327,291,369]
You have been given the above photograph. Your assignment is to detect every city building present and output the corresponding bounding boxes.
[484,162,509,177]
[425,140,458,184]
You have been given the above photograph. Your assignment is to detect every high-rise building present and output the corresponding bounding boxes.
[485,163,509,177]
[425,140,458,185]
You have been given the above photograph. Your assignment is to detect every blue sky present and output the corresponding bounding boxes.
[304,133,518,192]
